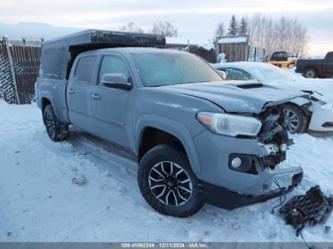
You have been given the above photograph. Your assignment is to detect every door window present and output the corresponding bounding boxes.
[74,56,97,83]
[225,68,253,81]
[98,56,131,83]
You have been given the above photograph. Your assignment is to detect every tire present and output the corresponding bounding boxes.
[304,68,317,78]
[43,105,69,141]
[282,104,309,133]
[138,144,204,217]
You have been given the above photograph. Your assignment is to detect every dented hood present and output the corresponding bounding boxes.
[160,81,307,113]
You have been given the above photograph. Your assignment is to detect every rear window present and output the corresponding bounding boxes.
[325,52,333,61]
[271,52,289,61]
[74,56,97,83]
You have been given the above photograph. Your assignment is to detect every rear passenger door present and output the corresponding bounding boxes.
[90,54,133,148]
[67,55,98,132]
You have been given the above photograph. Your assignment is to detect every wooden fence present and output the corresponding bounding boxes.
[0,39,41,104]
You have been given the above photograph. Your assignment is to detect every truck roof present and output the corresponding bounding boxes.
[40,29,166,80]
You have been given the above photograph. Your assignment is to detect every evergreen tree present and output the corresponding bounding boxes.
[228,15,238,35]
[239,17,248,35]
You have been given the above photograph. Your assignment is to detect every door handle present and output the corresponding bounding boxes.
[68,89,75,94]
[91,93,101,100]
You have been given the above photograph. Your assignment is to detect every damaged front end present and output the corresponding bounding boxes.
[257,106,291,170]
[253,105,304,201]
[199,105,303,210]
[228,105,298,175]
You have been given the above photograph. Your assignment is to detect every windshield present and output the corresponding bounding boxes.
[253,65,297,82]
[131,52,223,87]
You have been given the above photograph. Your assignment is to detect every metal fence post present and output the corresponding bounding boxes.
[3,37,20,104]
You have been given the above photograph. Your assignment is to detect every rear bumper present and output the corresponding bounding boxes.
[199,168,303,210]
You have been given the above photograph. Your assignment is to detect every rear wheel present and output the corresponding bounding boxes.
[304,68,317,78]
[138,144,204,217]
[282,104,309,133]
[43,105,69,141]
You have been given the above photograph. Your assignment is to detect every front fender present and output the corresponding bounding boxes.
[135,114,202,173]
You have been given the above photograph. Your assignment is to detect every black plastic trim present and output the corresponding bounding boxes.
[198,172,303,210]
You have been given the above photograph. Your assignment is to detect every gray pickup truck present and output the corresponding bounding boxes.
[36,30,305,217]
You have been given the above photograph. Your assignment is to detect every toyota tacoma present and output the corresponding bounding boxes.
[35,30,305,217]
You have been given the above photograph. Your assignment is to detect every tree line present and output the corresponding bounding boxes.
[121,21,178,37]
[215,14,308,56]
[120,14,308,56]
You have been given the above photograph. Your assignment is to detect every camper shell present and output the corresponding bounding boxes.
[40,29,166,80]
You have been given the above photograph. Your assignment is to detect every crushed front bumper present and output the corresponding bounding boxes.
[193,130,294,196]
[199,168,303,210]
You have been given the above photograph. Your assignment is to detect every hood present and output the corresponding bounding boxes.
[159,81,307,113]
[271,79,333,102]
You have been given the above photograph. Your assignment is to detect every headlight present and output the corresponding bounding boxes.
[197,112,262,137]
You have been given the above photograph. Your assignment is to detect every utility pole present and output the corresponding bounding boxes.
[3,36,20,104]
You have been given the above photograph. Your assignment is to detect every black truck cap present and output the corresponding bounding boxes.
[40,29,166,80]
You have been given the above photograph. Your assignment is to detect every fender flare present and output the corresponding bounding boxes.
[39,92,62,121]
[135,114,201,173]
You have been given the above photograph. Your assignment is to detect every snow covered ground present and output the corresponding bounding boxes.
[0,100,333,242]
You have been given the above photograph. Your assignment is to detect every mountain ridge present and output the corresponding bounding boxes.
[0,22,82,40]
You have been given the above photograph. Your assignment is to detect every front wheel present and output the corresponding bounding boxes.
[43,105,69,141]
[282,104,309,133]
[138,144,204,217]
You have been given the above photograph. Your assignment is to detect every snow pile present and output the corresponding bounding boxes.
[0,101,332,242]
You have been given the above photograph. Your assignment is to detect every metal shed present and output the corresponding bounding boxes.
[216,36,249,62]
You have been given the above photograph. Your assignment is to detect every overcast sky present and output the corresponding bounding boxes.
[1,0,333,55]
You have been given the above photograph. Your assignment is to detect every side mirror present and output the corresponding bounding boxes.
[218,70,227,80]
[101,73,132,90]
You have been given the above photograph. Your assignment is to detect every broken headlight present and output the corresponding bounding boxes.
[197,112,262,137]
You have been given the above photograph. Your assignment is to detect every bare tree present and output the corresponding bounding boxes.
[152,21,178,37]
[120,22,144,33]
[215,23,225,38]
[248,14,308,56]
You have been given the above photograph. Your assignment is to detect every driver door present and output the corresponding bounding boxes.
[90,54,133,148]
